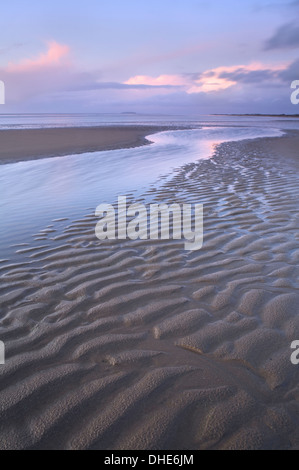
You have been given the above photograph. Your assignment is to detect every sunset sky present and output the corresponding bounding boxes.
[0,0,298,114]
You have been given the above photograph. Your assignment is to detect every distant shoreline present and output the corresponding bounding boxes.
[212,113,299,118]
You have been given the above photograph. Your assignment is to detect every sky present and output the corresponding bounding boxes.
[0,0,298,114]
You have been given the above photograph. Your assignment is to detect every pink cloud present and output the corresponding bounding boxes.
[6,41,70,73]
[124,72,236,93]
[124,72,234,93]
[189,62,289,93]
[124,61,289,95]
[124,74,186,87]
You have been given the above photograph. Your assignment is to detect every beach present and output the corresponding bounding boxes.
[2,0,299,453]
[0,127,298,450]
[0,125,177,164]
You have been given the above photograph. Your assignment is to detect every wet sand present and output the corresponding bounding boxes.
[0,131,298,450]
[0,125,179,164]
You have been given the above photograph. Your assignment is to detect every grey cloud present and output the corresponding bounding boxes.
[218,59,299,85]
[265,22,299,50]
[219,68,278,84]
[278,58,299,81]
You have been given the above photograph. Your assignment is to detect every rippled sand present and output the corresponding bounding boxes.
[0,132,298,450]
